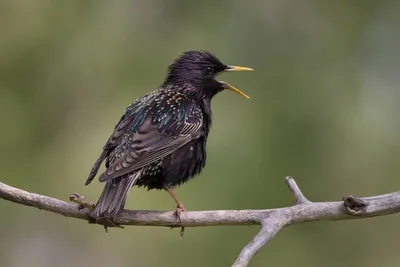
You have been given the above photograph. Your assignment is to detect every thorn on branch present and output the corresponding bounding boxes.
[285,176,311,205]
[343,195,368,215]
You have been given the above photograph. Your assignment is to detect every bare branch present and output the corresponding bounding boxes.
[285,176,311,204]
[232,217,287,267]
[2,178,400,267]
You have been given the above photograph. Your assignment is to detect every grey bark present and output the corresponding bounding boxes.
[1,177,400,267]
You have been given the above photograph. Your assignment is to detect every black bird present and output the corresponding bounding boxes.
[85,51,252,223]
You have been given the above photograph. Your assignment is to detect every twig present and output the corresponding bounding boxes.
[1,177,400,267]
[285,176,311,204]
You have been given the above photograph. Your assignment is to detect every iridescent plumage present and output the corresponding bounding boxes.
[85,51,252,221]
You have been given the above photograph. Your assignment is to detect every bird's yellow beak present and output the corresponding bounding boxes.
[219,81,250,99]
[219,65,253,99]
[225,65,254,72]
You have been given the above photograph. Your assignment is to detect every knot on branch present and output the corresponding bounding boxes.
[343,195,368,215]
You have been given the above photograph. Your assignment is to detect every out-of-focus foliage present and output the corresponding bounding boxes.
[1,1,400,266]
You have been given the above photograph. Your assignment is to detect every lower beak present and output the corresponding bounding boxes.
[219,81,250,99]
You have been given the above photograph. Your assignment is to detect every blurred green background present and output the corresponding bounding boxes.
[1,1,400,266]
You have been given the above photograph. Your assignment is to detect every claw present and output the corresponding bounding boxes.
[173,203,187,223]
[96,218,124,232]
[69,193,95,211]
[173,203,187,237]
[174,204,186,223]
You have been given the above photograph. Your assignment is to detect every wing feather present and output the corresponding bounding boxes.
[98,103,203,182]
[85,114,135,185]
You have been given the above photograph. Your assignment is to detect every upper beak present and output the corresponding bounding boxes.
[225,65,254,72]
[219,81,250,99]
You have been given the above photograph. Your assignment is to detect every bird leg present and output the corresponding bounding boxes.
[164,186,187,219]
[69,193,95,211]
[164,187,186,218]
[164,186,186,237]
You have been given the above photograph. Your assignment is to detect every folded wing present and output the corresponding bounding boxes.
[98,104,203,182]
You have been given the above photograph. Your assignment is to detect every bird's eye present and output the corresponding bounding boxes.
[205,67,214,75]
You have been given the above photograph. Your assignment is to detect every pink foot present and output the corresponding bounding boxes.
[174,203,187,223]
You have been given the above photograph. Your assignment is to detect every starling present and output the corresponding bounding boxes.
[85,50,252,224]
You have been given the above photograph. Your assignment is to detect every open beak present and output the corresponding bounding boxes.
[219,81,250,99]
[219,65,253,99]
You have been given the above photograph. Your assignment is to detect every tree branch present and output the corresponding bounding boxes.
[1,177,400,267]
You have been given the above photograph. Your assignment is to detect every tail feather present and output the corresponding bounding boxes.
[90,171,141,219]
[85,150,108,186]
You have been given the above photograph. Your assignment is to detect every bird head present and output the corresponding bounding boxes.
[164,51,253,100]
